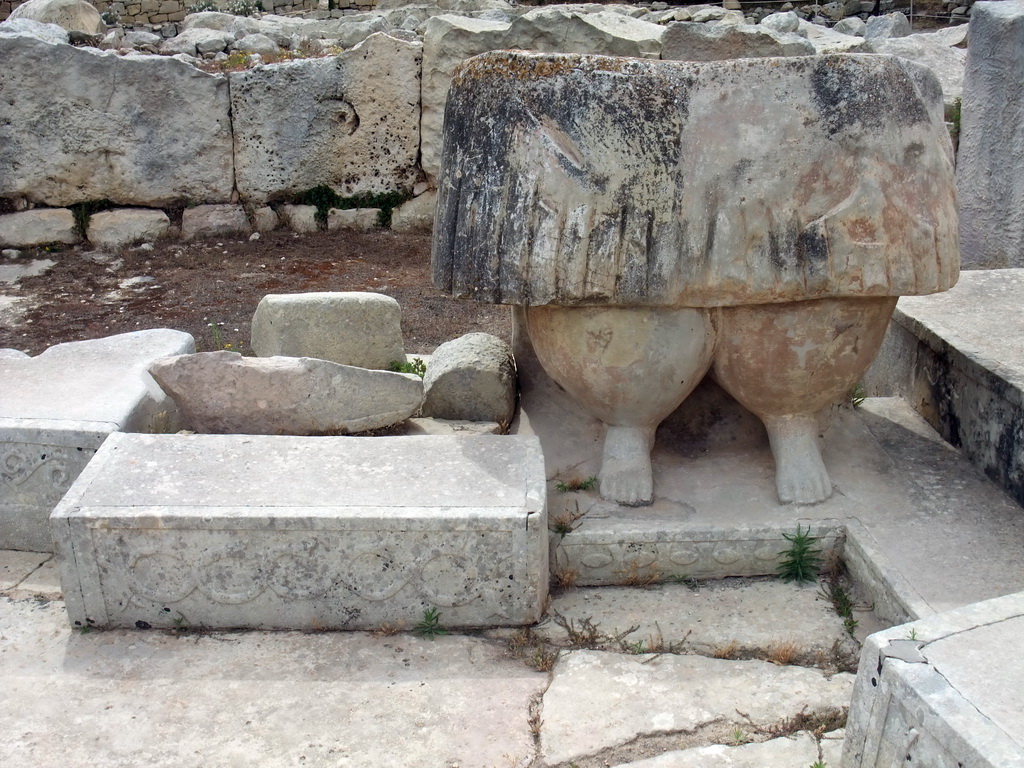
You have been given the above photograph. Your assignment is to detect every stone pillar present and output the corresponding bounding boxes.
[957,0,1024,268]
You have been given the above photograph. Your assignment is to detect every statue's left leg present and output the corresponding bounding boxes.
[713,297,897,504]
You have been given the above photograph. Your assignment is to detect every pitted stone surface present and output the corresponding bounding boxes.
[541,650,853,765]
[149,351,422,435]
[250,291,406,370]
[0,35,233,207]
[51,433,548,630]
[433,52,958,307]
[230,32,422,203]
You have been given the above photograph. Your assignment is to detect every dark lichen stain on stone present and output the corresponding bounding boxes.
[811,56,929,137]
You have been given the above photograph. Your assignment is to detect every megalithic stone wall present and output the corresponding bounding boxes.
[0,0,377,26]
[956,0,1024,268]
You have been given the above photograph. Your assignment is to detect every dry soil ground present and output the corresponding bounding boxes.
[0,229,513,357]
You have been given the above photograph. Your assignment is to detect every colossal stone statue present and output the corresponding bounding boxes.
[432,52,959,506]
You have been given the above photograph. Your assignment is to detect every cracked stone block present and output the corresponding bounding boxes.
[52,433,548,630]
[0,329,195,551]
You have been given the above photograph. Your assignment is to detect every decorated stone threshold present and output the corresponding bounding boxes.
[52,433,548,631]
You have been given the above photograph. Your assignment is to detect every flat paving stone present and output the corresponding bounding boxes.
[540,650,853,766]
[11,555,60,598]
[0,549,48,590]
[0,596,547,768]
[611,732,821,767]
[541,580,859,668]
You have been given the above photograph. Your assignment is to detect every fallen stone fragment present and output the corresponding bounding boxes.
[149,351,423,435]
[422,333,516,423]
[541,650,854,766]
[251,291,406,369]
[181,204,250,241]
[86,209,169,248]
[0,209,78,248]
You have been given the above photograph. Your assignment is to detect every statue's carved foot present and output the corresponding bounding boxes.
[764,414,832,505]
[599,425,656,506]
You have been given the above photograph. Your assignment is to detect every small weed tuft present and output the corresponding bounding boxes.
[849,382,866,408]
[713,639,740,660]
[777,524,822,584]
[729,726,749,746]
[555,476,597,493]
[413,607,447,640]
[551,566,579,590]
[69,199,114,238]
[766,640,801,666]
[506,628,558,672]
[388,357,426,378]
[616,559,660,587]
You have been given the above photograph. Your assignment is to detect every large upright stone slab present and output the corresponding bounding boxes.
[230,32,422,203]
[51,433,548,631]
[0,329,195,551]
[420,11,664,180]
[0,34,233,207]
[957,0,1024,268]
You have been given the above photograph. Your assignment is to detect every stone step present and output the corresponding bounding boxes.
[540,650,854,767]
[0,329,195,552]
[52,433,548,631]
[611,731,844,768]
[865,268,1024,508]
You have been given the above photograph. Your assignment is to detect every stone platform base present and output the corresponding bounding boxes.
[52,433,548,631]
[844,591,1024,767]
[1,330,194,552]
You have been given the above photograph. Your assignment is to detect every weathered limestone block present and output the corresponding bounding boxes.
[232,32,280,56]
[252,206,279,233]
[957,0,1024,268]
[433,52,958,507]
[0,209,78,248]
[420,10,664,180]
[759,10,800,33]
[278,204,320,234]
[7,0,103,34]
[833,16,866,36]
[1,329,194,551]
[86,208,170,248]
[390,190,437,234]
[250,291,405,370]
[160,27,230,55]
[51,432,548,630]
[662,20,814,60]
[0,17,70,43]
[797,20,872,53]
[326,208,380,231]
[865,11,911,41]
[0,35,233,207]
[149,351,423,435]
[230,32,422,203]
[866,33,966,119]
[421,333,516,423]
[181,204,250,240]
